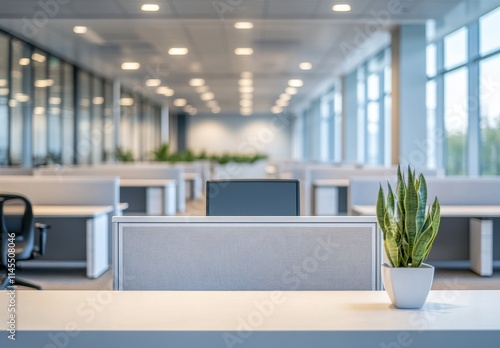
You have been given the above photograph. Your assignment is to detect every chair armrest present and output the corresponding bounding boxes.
[35,223,49,256]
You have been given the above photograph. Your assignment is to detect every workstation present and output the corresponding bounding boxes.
[1,0,500,346]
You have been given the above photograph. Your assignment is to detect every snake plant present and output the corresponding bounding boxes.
[376,166,441,268]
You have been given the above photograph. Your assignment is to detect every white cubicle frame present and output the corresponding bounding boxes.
[112,216,382,291]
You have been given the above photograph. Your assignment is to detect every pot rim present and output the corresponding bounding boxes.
[382,263,434,269]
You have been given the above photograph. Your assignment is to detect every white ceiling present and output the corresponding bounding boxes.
[0,0,492,115]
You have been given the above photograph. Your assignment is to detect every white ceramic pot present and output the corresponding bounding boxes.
[381,263,434,309]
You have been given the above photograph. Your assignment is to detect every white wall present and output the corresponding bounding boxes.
[186,113,293,160]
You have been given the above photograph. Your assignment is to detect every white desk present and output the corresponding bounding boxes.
[184,172,202,200]
[312,179,350,216]
[0,290,499,347]
[7,205,113,278]
[120,179,176,215]
[352,205,499,276]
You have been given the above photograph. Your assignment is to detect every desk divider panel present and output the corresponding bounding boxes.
[113,216,381,291]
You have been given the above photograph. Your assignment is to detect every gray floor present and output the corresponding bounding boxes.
[11,198,500,291]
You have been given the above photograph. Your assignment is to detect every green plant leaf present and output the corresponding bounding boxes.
[416,174,427,237]
[376,185,386,234]
[404,166,418,257]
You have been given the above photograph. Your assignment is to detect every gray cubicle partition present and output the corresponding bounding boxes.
[113,216,382,291]
[36,164,185,213]
[349,176,500,273]
[0,175,120,269]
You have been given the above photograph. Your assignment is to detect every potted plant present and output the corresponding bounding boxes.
[376,166,441,309]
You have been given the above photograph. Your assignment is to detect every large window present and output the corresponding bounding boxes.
[428,5,500,175]
[480,55,500,175]
[0,34,8,165]
[479,6,500,56]
[444,67,468,175]
[356,48,391,165]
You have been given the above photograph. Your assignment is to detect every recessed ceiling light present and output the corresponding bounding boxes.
[0,88,8,96]
[332,4,351,12]
[19,58,30,66]
[173,98,187,107]
[234,22,254,29]
[34,106,45,115]
[280,93,291,101]
[240,100,253,107]
[8,99,18,107]
[155,87,175,97]
[239,79,253,87]
[211,106,221,114]
[93,97,104,105]
[206,100,218,108]
[288,79,303,87]
[34,79,54,88]
[32,53,46,63]
[73,26,87,34]
[184,105,194,113]
[240,93,253,100]
[240,71,253,79]
[121,62,140,70]
[168,47,189,55]
[271,106,283,114]
[286,87,298,95]
[234,48,253,56]
[145,79,161,87]
[195,86,209,93]
[188,108,198,116]
[239,86,254,93]
[120,97,134,106]
[0,79,7,87]
[200,92,215,101]
[299,62,313,70]
[163,88,174,97]
[276,99,289,107]
[240,108,252,116]
[141,4,160,12]
[49,97,62,105]
[189,78,205,87]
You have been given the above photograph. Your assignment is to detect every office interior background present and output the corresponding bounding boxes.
[0,0,498,174]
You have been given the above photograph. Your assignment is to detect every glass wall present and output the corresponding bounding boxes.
[48,56,62,164]
[10,39,32,166]
[32,50,48,166]
[62,62,74,164]
[0,29,167,167]
[0,34,8,165]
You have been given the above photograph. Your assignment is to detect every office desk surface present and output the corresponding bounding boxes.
[1,290,499,331]
[313,179,350,187]
[4,205,114,218]
[352,205,500,217]
[120,179,176,187]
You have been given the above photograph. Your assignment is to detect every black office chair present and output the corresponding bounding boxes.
[0,194,48,290]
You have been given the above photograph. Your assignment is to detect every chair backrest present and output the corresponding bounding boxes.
[206,179,300,216]
[0,194,34,264]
